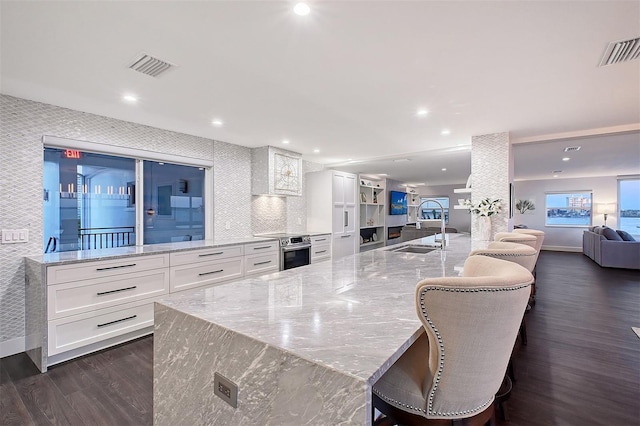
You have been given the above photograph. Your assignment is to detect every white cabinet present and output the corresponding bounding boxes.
[311,234,331,263]
[244,241,279,276]
[358,177,386,252]
[307,170,358,259]
[32,239,286,371]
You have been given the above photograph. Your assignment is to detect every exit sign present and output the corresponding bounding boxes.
[64,149,81,159]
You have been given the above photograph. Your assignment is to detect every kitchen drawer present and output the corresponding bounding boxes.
[170,257,243,292]
[245,252,279,276]
[169,245,244,267]
[48,300,154,356]
[47,269,169,320]
[47,254,169,285]
[245,240,279,255]
[311,244,331,263]
[311,235,331,245]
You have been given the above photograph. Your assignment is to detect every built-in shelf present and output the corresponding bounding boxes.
[453,205,469,210]
[453,188,472,194]
[360,225,383,230]
[359,176,386,252]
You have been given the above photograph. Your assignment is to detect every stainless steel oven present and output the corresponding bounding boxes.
[259,234,312,271]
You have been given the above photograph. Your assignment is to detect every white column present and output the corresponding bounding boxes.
[471,132,513,242]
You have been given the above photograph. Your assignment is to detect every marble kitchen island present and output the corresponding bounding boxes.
[154,233,479,425]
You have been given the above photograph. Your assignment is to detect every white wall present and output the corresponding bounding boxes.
[514,176,618,250]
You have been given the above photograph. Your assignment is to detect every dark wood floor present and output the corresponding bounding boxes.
[1,251,639,425]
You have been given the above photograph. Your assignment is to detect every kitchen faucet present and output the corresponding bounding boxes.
[416,198,447,249]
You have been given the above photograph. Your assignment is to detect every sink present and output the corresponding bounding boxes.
[392,246,437,254]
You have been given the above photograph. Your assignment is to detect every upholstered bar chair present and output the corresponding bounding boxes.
[493,232,537,250]
[372,256,533,426]
[512,229,545,304]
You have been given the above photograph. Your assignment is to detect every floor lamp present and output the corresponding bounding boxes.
[596,203,615,227]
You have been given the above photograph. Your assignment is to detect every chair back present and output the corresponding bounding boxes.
[513,229,545,263]
[415,256,533,419]
[470,241,537,272]
[494,232,537,250]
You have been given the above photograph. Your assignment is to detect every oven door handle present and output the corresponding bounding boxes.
[281,244,311,252]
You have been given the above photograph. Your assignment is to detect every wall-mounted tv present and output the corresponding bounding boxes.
[389,191,408,215]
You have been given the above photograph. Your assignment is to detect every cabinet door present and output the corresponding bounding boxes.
[332,173,345,204]
[332,204,346,235]
[344,204,356,234]
[343,174,356,206]
[332,234,356,259]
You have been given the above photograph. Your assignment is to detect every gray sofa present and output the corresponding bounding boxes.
[582,227,640,270]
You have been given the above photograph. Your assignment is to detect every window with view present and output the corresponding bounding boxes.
[419,197,449,224]
[545,192,592,227]
[618,177,640,237]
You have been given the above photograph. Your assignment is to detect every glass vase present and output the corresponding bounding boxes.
[478,216,492,241]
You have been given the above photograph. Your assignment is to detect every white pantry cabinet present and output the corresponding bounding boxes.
[306,170,358,259]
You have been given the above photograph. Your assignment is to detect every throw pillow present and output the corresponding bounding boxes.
[616,230,636,241]
[602,226,623,241]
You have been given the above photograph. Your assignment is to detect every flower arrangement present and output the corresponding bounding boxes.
[516,199,535,214]
[465,198,503,216]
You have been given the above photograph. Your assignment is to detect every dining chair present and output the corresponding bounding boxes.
[372,255,533,426]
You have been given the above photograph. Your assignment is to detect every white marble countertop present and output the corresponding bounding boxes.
[157,233,484,385]
[25,236,278,266]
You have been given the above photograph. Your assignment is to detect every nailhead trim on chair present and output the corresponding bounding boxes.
[473,252,535,258]
[373,284,531,418]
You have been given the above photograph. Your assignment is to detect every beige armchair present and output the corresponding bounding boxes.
[494,232,537,249]
[372,255,533,425]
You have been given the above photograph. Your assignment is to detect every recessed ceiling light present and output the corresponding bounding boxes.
[282,140,290,144]
[562,157,570,161]
[441,129,451,135]
[441,168,447,171]
[416,109,428,117]
[347,158,353,161]
[293,2,310,15]
[313,149,320,153]
[212,119,223,127]
[393,158,411,163]
[379,173,388,176]
[122,94,138,103]
[553,174,559,178]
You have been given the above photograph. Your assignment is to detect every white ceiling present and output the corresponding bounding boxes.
[1,1,639,185]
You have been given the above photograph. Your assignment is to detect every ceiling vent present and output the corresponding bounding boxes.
[599,37,640,67]
[552,170,563,174]
[128,53,175,77]
[564,146,581,152]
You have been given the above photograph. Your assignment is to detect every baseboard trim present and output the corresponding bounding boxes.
[0,336,25,358]
[542,245,582,252]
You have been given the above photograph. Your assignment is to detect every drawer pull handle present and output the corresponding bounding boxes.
[315,250,327,254]
[96,263,137,271]
[97,315,137,328]
[199,269,224,276]
[253,261,271,266]
[252,246,272,250]
[341,235,351,238]
[199,252,224,257]
[97,286,137,296]
[315,238,327,242]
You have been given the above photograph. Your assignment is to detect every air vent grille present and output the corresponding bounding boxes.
[564,146,581,152]
[599,37,640,67]
[128,54,175,77]
[552,170,563,174]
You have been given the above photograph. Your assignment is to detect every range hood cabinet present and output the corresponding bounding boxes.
[251,146,302,197]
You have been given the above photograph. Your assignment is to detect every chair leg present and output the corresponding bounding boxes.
[519,318,528,346]
[507,358,516,383]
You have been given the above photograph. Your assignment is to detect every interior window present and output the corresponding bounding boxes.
[143,161,205,244]
[44,148,136,253]
[545,192,592,227]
